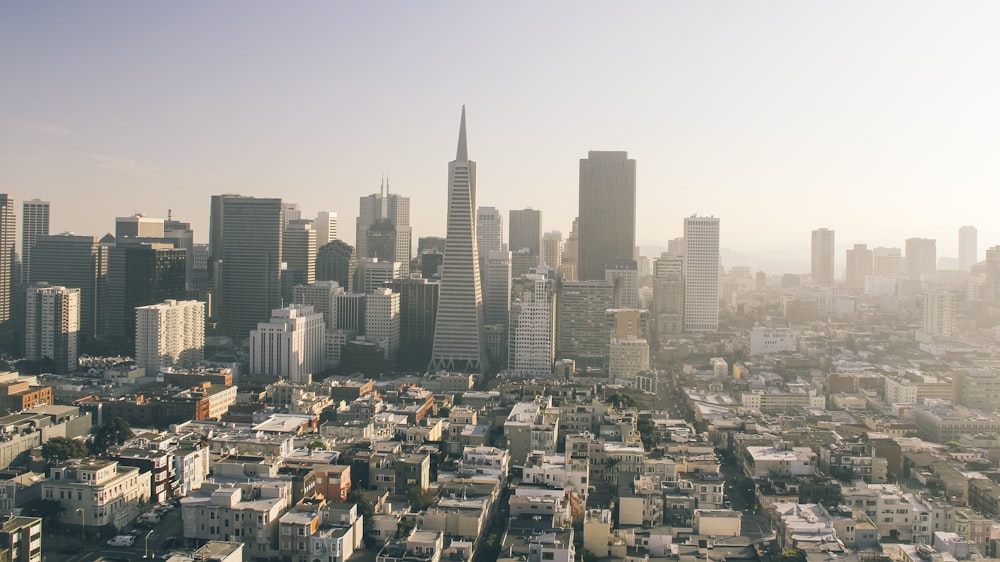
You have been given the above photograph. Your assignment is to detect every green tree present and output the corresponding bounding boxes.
[395,518,416,538]
[775,549,808,562]
[637,417,660,451]
[41,437,89,462]
[91,417,134,456]
[306,440,326,450]
[607,393,637,409]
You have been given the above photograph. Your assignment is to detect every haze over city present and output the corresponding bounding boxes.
[4,2,1000,272]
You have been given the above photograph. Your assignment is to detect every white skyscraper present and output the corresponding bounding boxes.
[960,226,977,272]
[605,262,639,309]
[357,179,412,277]
[314,211,338,248]
[509,274,556,376]
[484,249,512,328]
[0,195,14,324]
[22,199,50,285]
[477,206,504,255]
[249,304,325,383]
[810,228,835,285]
[683,215,720,332]
[358,258,401,294]
[923,290,955,338]
[134,300,205,374]
[293,280,344,330]
[365,288,400,360]
[429,107,487,373]
[26,283,79,373]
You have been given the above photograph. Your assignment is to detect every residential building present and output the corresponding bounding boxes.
[365,288,400,360]
[845,244,873,290]
[922,290,955,338]
[21,199,49,286]
[43,459,151,530]
[30,234,107,339]
[556,280,613,370]
[0,516,42,562]
[25,284,79,373]
[811,228,835,285]
[683,215,720,332]
[906,237,937,280]
[577,151,636,281]
[509,274,556,376]
[134,300,205,374]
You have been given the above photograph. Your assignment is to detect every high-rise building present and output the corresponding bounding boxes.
[357,258,400,294]
[560,218,579,281]
[357,179,412,276]
[429,107,487,373]
[390,277,439,372]
[577,151,636,280]
[542,231,562,268]
[282,220,317,301]
[105,242,187,348]
[556,280,613,370]
[873,247,903,279]
[25,284,79,373]
[509,274,556,376]
[511,248,538,278]
[210,195,283,339]
[810,228,835,285]
[316,240,357,292]
[365,288,400,360]
[31,234,108,339]
[313,211,338,248]
[163,219,195,290]
[654,253,684,335]
[21,199,49,286]
[115,214,165,239]
[922,290,955,338]
[605,261,639,309]
[293,281,344,330]
[608,338,650,383]
[134,300,205,374]
[283,202,302,226]
[905,238,937,280]
[959,226,977,272]
[477,206,504,255]
[683,216,720,332]
[483,250,512,328]
[509,208,542,258]
[334,293,366,334]
[249,304,324,383]
[845,244,873,290]
[0,195,14,324]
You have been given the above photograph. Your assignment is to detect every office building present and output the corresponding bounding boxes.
[313,211,338,248]
[605,260,639,309]
[31,234,107,339]
[25,284,79,373]
[923,290,955,338]
[210,195,283,340]
[390,277,439,372]
[511,248,537,278]
[509,208,542,258]
[542,231,562,268]
[21,199,49,286]
[560,218,579,281]
[0,516,42,562]
[282,221,317,298]
[483,249,512,328]
[477,206,504,255]
[163,218,195,290]
[417,236,446,255]
[577,151,636,280]
[293,281,344,330]
[654,253,684,335]
[960,226,977,272]
[428,107,487,373]
[105,242,187,348]
[249,304,325,383]
[134,300,205,374]
[316,240,357,293]
[810,228,835,285]
[556,280,613,370]
[905,238,937,280]
[509,274,556,376]
[845,244,873,290]
[873,247,903,279]
[357,258,400,294]
[683,215,720,332]
[357,179,411,276]
[365,288,400,360]
[283,202,302,225]
[334,293,366,334]
[608,338,650,383]
[0,196,13,325]
[115,213,164,239]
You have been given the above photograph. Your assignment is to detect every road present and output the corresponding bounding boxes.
[44,505,186,562]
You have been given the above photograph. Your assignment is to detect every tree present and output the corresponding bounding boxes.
[775,549,808,562]
[91,417,134,456]
[42,437,88,462]
[406,487,437,511]
[607,393,637,409]
[637,418,660,451]
[306,440,326,450]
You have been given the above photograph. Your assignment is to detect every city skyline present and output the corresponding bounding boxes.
[3,2,1000,266]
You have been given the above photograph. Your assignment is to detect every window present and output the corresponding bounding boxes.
[543,553,555,560]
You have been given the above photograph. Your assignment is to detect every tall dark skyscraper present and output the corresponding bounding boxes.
[509,208,541,257]
[390,277,439,372]
[429,107,487,373]
[210,194,283,339]
[164,218,195,290]
[32,234,108,340]
[106,241,187,349]
[356,179,412,277]
[22,199,50,286]
[577,151,636,281]
[0,195,14,324]
[316,240,357,293]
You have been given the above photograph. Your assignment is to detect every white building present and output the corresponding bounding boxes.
[864,275,898,297]
[483,249,512,328]
[523,451,589,500]
[811,228,835,285]
[356,181,411,277]
[249,305,325,383]
[608,338,649,383]
[605,263,639,309]
[135,300,205,374]
[357,258,400,294]
[293,281,344,330]
[509,274,556,376]
[181,481,292,558]
[365,289,400,360]
[748,326,797,356]
[25,283,80,373]
[683,215,720,332]
[43,459,151,530]
[923,290,955,338]
[313,210,338,248]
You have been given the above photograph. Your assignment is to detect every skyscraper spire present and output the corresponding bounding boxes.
[456,105,469,162]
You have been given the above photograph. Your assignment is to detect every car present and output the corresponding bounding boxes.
[725,501,733,508]
[107,535,136,547]
[159,503,175,511]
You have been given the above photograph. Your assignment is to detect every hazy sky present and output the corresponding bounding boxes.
[3,2,999,272]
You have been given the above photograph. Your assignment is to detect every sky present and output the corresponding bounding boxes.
[2,2,999,273]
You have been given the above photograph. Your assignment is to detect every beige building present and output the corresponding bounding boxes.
[43,459,150,530]
[180,481,292,560]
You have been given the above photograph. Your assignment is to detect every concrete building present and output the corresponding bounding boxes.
[180,481,292,558]
[923,290,955,338]
[135,299,205,374]
[873,247,904,279]
[293,281,344,330]
[105,241,187,347]
[556,280,613,371]
[428,107,487,373]
[483,249,512,329]
[313,210,338,248]
[21,199,49,287]
[25,284,80,373]
[389,277,438,372]
[654,252,684,335]
[316,240,357,293]
[509,208,542,259]
[365,288,400,360]
[959,226,977,272]
[953,369,1000,412]
[357,258,400,294]
[30,234,107,339]
[608,338,649,383]
[748,326,797,356]
[577,151,636,281]
[116,213,164,238]
[357,178,411,277]
[509,274,556,376]
[811,228,835,285]
[542,231,562,268]
[906,237,937,280]
[44,459,151,530]
[683,215,720,332]
[249,305,325,383]
[846,244,873,290]
[505,402,559,465]
[282,220,317,299]
[0,516,42,562]
[605,260,639,309]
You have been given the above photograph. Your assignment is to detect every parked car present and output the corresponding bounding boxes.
[107,535,136,547]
